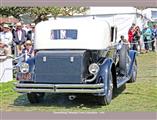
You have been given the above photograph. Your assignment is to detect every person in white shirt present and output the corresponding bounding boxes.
[0,24,13,46]
[0,24,13,55]
[22,24,31,34]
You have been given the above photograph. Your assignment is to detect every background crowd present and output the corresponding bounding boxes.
[127,23,157,53]
[0,21,157,58]
[0,22,35,57]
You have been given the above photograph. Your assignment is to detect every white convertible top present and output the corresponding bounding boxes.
[35,18,111,50]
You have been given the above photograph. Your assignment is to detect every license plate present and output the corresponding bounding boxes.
[17,73,32,81]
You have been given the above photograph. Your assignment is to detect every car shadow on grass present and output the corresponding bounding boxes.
[14,93,102,109]
[13,85,126,109]
[112,84,127,98]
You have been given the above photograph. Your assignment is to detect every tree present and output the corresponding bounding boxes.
[0,7,89,23]
[0,7,29,19]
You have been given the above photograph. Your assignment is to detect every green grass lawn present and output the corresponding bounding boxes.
[0,52,157,112]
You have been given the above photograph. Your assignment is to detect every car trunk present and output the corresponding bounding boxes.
[34,50,90,83]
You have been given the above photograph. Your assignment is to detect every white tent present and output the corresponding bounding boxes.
[142,8,157,22]
[88,7,147,41]
[54,7,149,43]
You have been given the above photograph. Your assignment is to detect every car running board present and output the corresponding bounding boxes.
[117,76,130,88]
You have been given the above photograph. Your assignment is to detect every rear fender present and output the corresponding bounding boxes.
[96,58,114,96]
[128,50,137,75]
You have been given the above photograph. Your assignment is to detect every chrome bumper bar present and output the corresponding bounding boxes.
[14,82,104,93]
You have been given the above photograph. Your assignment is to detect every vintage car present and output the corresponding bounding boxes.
[14,18,137,105]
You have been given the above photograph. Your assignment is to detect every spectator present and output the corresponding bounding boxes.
[133,26,141,51]
[142,25,152,53]
[155,24,157,52]
[9,23,16,34]
[22,24,31,34]
[0,24,13,55]
[119,35,129,44]
[132,23,136,28]
[13,22,27,56]
[151,24,157,52]
[22,40,35,71]
[128,25,135,49]
[0,23,4,32]
[27,23,35,44]
[9,23,16,54]
[117,35,129,50]
[22,40,34,58]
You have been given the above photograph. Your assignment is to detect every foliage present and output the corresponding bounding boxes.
[0,7,89,23]
[0,7,28,19]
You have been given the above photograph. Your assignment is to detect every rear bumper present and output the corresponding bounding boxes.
[14,82,104,94]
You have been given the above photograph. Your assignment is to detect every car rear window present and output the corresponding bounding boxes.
[51,29,77,40]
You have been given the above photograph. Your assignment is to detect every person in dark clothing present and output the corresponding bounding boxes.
[12,22,27,56]
[9,23,16,55]
[142,25,152,53]
[133,26,141,51]
[0,23,4,32]
[151,25,157,51]
[27,23,35,44]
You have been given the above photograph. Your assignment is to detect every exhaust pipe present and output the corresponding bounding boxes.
[68,95,76,101]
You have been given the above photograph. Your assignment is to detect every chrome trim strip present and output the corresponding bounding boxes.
[15,82,104,88]
[55,83,104,88]
[14,83,55,88]
[55,89,104,93]
[15,88,53,93]
[15,88,104,93]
